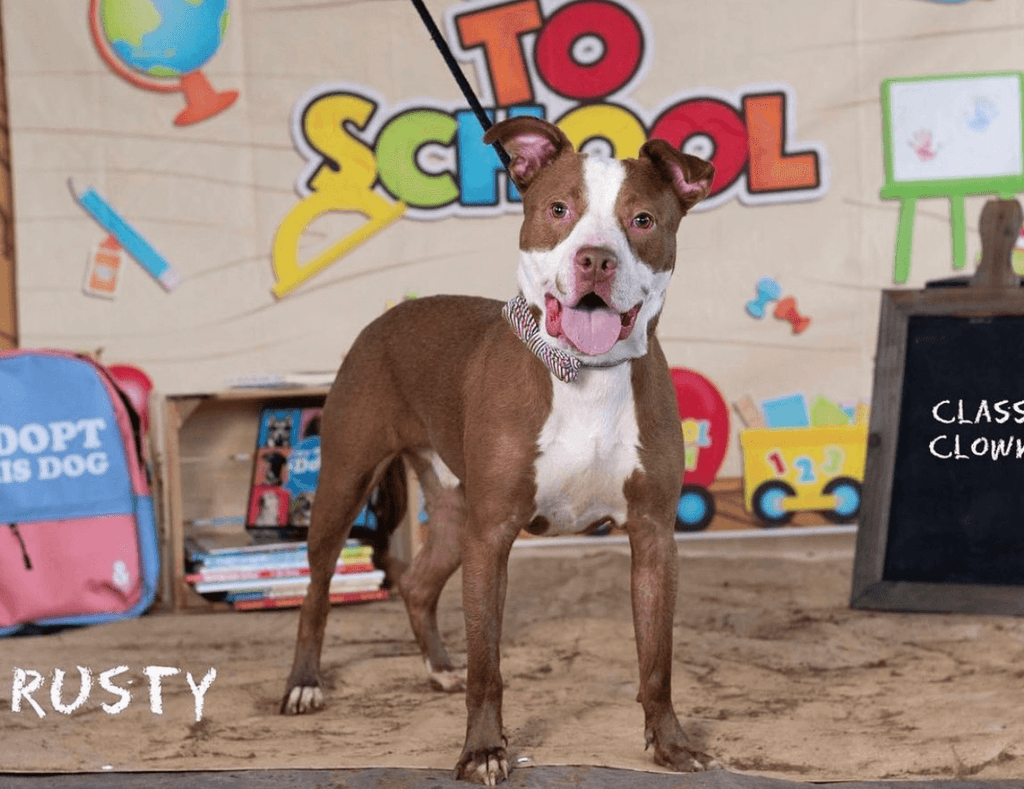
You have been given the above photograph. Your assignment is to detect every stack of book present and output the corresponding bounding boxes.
[185,539,387,611]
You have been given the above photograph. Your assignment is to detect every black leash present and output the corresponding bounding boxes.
[409,0,512,171]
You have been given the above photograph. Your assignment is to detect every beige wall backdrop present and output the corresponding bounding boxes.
[5,0,1024,476]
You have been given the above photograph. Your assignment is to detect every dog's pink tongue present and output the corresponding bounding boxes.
[561,305,622,355]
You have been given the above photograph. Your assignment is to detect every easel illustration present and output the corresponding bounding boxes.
[880,71,1024,283]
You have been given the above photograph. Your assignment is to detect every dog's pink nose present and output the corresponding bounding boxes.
[574,246,618,282]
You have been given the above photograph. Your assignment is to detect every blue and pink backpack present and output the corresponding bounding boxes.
[0,350,160,635]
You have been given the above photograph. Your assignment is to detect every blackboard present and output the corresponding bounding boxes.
[852,199,1024,614]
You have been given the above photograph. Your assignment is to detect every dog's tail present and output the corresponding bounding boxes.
[364,455,409,589]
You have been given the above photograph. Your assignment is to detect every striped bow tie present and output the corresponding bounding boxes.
[501,294,581,384]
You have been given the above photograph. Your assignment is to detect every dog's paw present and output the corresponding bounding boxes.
[426,663,466,693]
[644,714,720,772]
[453,747,511,786]
[649,736,720,772]
[280,684,324,715]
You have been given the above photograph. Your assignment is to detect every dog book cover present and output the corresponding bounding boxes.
[246,406,377,537]
[247,407,322,534]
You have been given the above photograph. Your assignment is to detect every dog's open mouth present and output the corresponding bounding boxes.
[544,292,641,356]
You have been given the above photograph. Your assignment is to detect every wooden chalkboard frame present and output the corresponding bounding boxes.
[852,199,1024,615]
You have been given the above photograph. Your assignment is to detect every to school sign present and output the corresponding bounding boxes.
[270,0,831,297]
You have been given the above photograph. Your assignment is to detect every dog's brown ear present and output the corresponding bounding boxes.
[483,117,574,192]
[639,139,715,214]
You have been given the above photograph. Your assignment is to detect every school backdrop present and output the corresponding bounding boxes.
[4,0,1022,476]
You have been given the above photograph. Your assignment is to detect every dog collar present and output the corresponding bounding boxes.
[502,294,581,383]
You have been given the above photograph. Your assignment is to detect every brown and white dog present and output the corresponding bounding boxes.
[281,116,715,784]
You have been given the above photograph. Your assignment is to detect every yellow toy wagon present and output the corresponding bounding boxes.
[739,422,868,526]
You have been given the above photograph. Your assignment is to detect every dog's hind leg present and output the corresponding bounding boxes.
[281,444,397,715]
[399,450,466,692]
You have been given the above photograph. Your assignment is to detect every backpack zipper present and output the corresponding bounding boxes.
[8,523,32,570]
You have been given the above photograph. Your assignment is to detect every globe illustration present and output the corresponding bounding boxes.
[89,0,239,126]
[100,0,228,77]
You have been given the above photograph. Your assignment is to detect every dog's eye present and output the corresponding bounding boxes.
[632,212,654,229]
[550,202,569,219]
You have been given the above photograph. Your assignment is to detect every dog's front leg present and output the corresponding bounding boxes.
[626,516,714,772]
[454,522,515,786]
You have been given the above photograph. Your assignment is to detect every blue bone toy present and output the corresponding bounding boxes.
[746,277,783,319]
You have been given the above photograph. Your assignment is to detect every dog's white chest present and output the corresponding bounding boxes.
[532,365,642,534]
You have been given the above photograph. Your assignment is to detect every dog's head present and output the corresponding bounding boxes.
[263,452,287,486]
[485,117,713,364]
[290,492,314,527]
[265,416,293,447]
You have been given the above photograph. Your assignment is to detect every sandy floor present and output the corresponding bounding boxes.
[2,530,1022,781]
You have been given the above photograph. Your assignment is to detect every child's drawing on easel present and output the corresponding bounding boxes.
[909,129,940,162]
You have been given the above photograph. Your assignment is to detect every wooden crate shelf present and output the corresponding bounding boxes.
[156,387,338,611]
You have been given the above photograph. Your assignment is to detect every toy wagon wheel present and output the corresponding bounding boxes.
[821,476,862,524]
[675,484,715,532]
[752,480,796,527]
